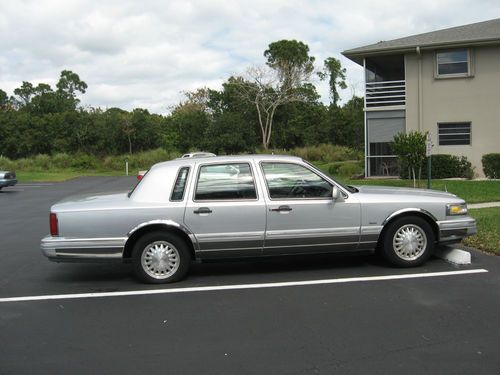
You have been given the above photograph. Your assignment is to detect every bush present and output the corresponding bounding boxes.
[70,153,100,170]
[264,144,363,163]
[328,161,363,178]
[51,153,72,169]
[400,154,474,179]
[482,153,500,179]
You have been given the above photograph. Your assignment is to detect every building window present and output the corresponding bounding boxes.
[438,123,471,145]
[436,49,470,77]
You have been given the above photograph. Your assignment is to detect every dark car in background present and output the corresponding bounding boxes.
[0,171,17,190]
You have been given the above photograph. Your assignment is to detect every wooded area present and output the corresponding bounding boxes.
[0,40,364,159]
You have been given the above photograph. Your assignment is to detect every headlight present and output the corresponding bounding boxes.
[446,203,467,216]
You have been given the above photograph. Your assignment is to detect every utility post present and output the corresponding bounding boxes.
[426,132,432,189]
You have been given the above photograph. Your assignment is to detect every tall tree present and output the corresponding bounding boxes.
[56,70,88,109]
[318,57,347,106]
[237,40,316,149]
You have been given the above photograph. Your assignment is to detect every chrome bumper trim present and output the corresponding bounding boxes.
[437,217,477,244]
[41,236,126,262]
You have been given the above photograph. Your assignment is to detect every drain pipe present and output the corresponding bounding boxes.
[416,46,423,132]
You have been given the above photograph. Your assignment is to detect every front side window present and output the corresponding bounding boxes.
[170,167,190,201]
[438,122,471,145]
[195,163,257,200]
[261,162,332,199]
[436,49,470,77]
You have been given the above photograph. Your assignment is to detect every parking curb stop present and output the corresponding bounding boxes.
[435,247,471,265]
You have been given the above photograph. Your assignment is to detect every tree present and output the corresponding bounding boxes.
[391,131,427,187]
[236,40,316,149]
[56,70,88,110]
[318,57,347,106]
[13,81,35,108]
[0,89,9,110]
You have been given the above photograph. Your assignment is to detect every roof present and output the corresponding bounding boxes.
[154,154,303,169]
[343,18,500,64]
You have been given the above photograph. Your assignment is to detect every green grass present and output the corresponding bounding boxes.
[464,208,500,255]
[17,170,124,183]
[335,178,499,204]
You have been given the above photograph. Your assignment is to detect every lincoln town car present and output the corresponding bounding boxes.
[41,155,476,283]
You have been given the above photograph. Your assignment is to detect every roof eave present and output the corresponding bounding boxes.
[342,37,500,66]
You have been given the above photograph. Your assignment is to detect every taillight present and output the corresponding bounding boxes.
[50,213,59,236]
[137,174,143,180]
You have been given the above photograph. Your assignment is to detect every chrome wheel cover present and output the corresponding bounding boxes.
[392,224,427,261]
[141,241,180,279]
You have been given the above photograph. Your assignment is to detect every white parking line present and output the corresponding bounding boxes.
[0,269,488,303]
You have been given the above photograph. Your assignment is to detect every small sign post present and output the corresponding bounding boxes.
[426,133,432,189]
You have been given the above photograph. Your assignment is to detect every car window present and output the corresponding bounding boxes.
[261,162,332,199]
[195,163,257,200]
[170,167,190,201]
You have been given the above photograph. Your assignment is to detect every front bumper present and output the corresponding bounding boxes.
[437,217,477,244]
[41,235,126,262]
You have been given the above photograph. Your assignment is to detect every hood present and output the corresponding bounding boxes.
[354,185,458,199]
[52,191,130,212]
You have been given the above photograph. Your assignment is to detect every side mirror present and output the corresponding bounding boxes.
[332,186,341,200]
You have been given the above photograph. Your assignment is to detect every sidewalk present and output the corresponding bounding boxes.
[468,201,500,209]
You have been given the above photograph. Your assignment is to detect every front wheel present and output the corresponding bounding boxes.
[132,231,191,283]
[382,216,435,267]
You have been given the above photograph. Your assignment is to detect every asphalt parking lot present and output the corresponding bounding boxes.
[1,177,499,374]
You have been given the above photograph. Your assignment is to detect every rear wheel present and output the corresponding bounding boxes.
[382,216,435,267]
[132,231,191,283]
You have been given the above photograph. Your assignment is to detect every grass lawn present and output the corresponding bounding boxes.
[17,170,124,182]
[464,207,500,255]
[340,179,500,204]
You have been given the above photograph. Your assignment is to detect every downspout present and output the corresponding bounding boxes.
[416,46,423,132]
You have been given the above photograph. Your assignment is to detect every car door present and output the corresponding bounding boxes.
[259,161,361,255]
[183,161,266,259]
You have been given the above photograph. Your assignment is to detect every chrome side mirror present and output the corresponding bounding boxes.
[332,186,341,200]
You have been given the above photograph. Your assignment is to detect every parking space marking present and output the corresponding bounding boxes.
[0,269,488,303]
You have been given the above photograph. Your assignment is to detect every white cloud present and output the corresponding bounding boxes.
[0,0,498,113]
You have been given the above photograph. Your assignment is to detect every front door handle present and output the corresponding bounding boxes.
[194,207,212,214]
[269,205,292,212]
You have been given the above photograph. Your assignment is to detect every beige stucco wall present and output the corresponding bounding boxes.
[405,45,500,177]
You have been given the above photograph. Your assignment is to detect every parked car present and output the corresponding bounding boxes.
[41,155,476,283]
[0,171,17,190]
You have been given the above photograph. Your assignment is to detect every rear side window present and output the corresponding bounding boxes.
[170,167,190,201]
[195,163,257,200]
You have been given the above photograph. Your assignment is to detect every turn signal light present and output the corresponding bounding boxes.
[50,213,59,236]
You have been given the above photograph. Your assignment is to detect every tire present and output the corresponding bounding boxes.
[381,216,435,267]
[132,231,191,284]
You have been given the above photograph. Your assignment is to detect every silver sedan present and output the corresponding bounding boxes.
[41,155,476,283]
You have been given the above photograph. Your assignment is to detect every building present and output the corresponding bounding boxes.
[342,18,500,178]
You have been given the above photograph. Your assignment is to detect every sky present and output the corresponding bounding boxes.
[1,0,499,114]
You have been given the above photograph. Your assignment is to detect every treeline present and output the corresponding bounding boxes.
[0,41,364,159]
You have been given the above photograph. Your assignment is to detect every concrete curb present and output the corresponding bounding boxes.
[435,247,471,265]
[468,201,500,209]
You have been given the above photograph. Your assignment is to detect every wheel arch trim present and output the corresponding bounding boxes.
[125,220,198,258]
[382,208,438,226]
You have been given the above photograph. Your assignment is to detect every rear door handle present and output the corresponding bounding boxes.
[193,207,212,214]
[269,205,292,212]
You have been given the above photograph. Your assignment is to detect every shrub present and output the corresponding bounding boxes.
[400,154,474,179]
[482,153,500,179]
[0,156,15,171]
[51,153,72,169]
[265,144,363,163]
[328,161,363,178]
[70,153,100,170]
[337,162,364,178]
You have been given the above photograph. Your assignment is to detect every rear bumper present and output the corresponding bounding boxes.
[41,235,126,262]
[437,217,477,244]
[0,178,17,187]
